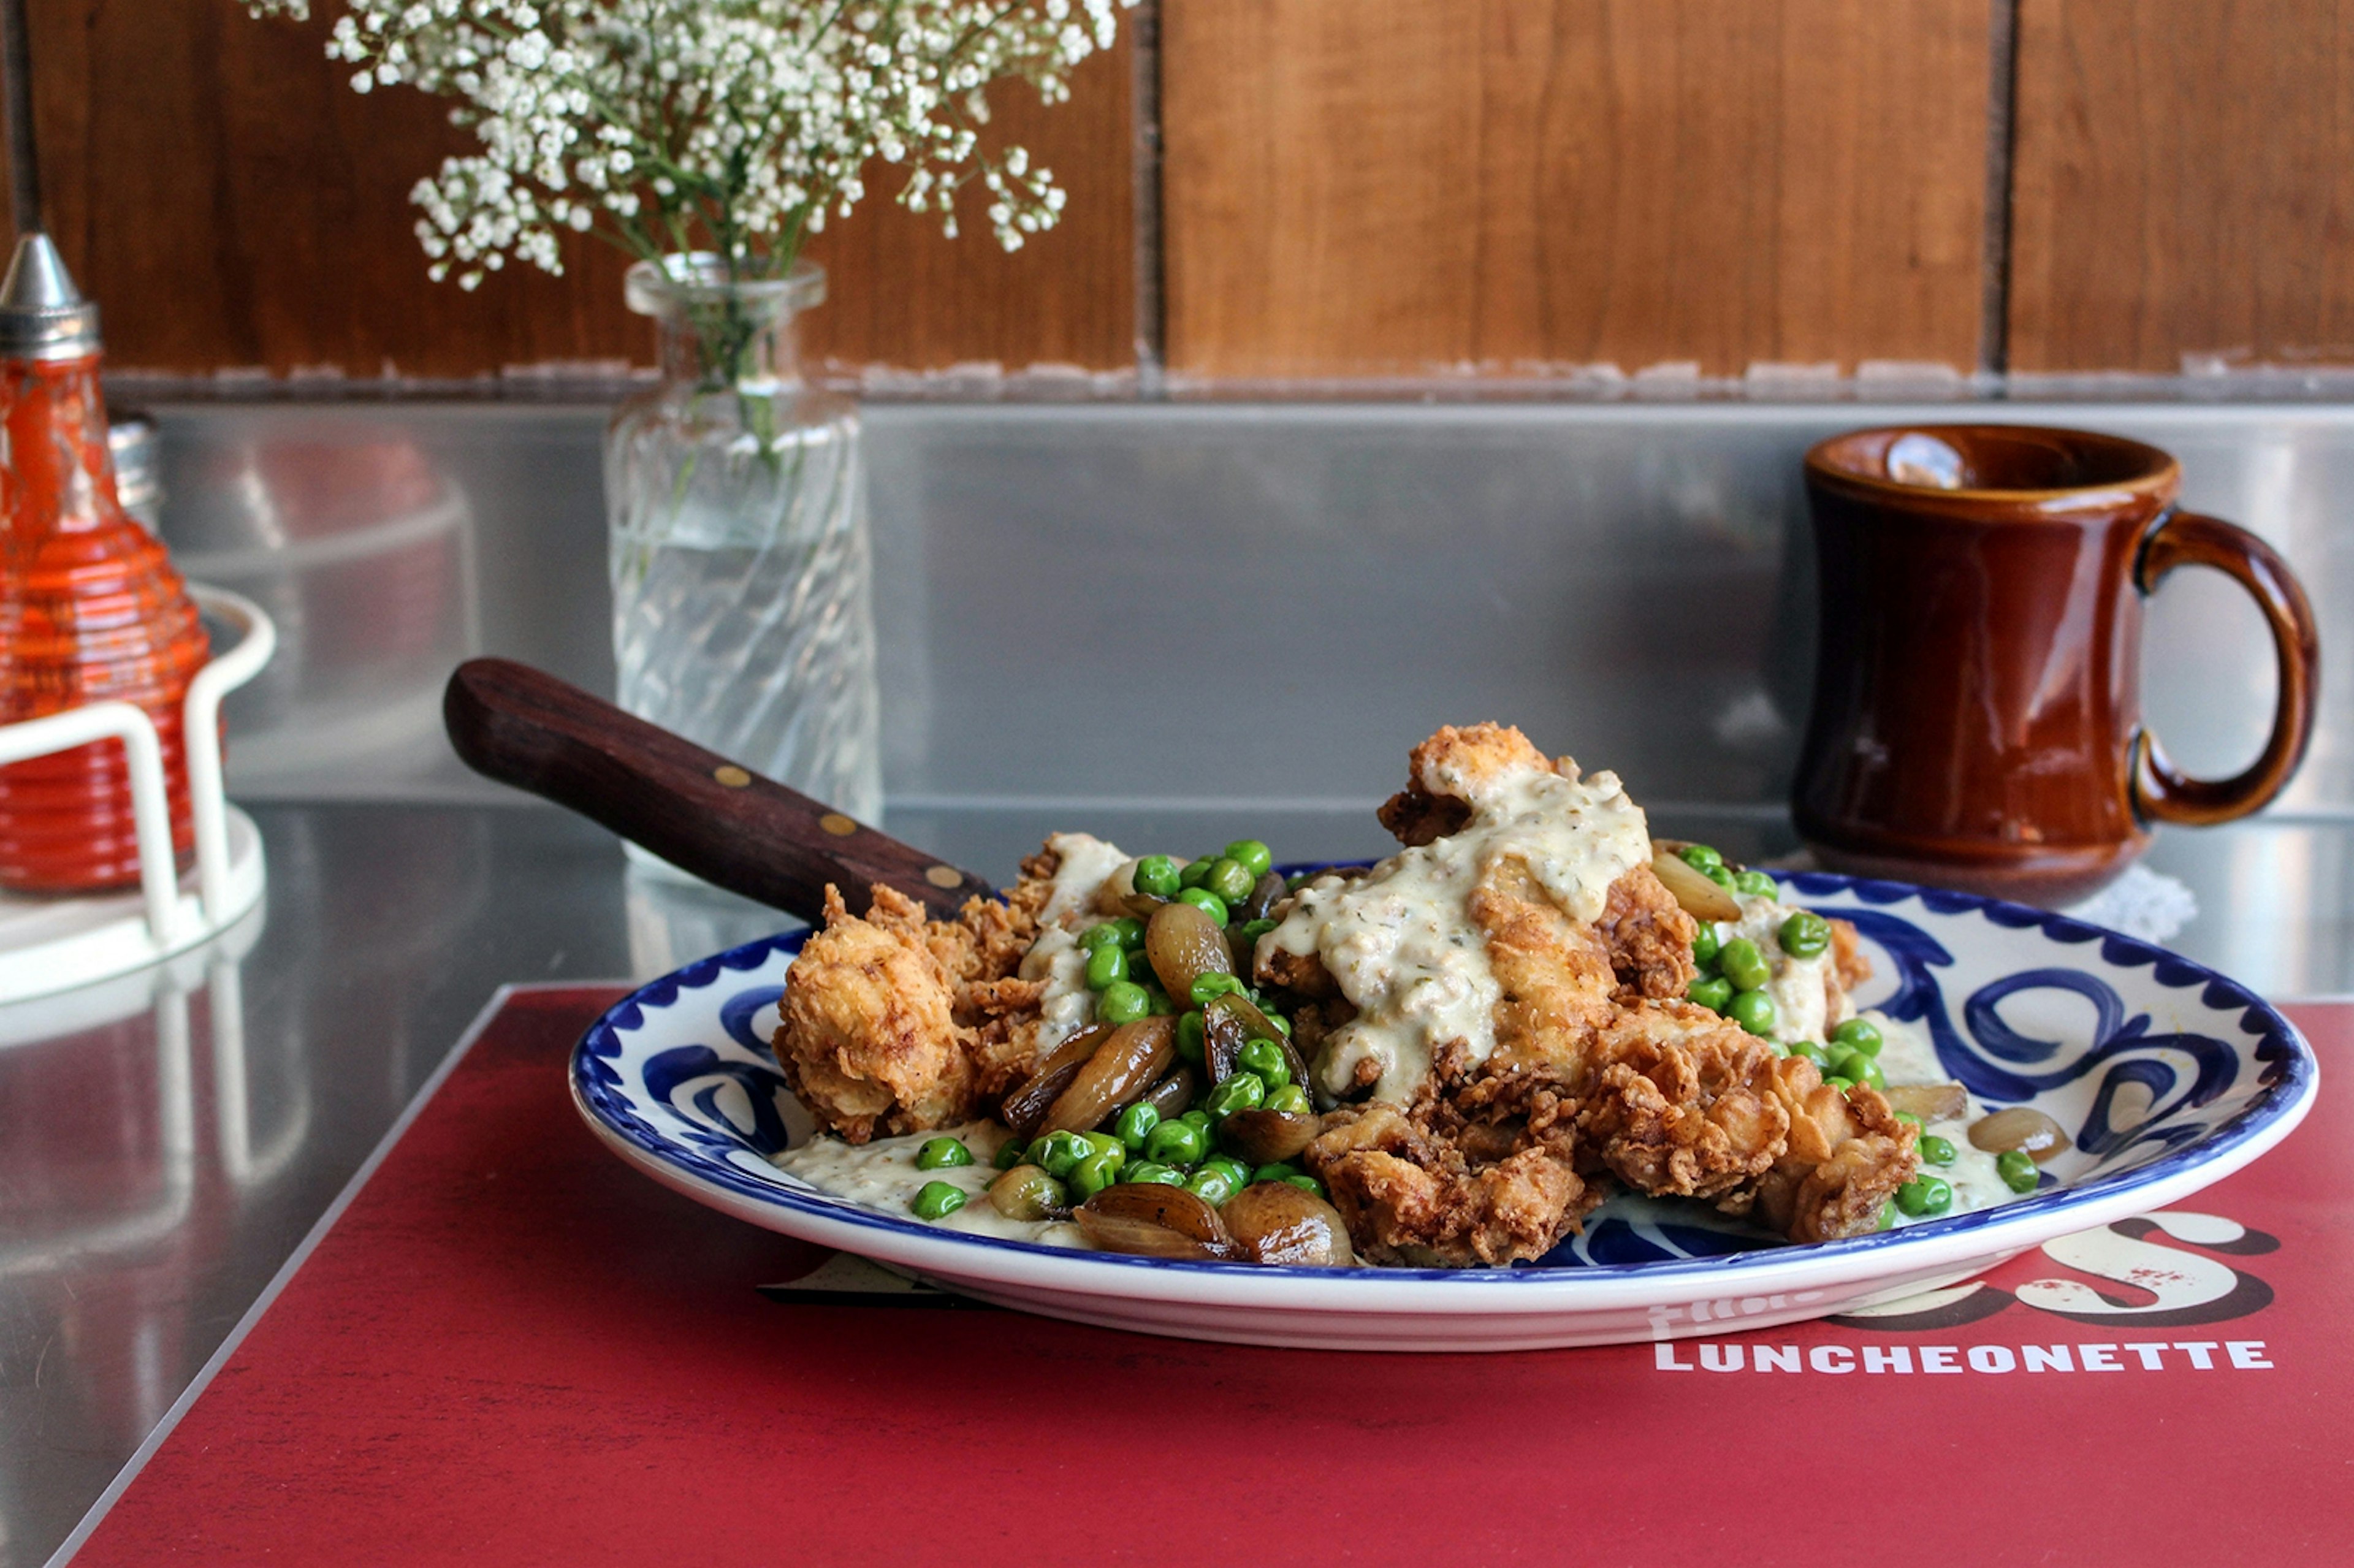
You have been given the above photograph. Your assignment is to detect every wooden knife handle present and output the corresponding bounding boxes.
[442,658,997,924]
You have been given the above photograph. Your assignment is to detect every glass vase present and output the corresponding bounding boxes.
[604,254,882,878]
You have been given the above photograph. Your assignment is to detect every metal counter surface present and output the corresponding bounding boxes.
[4,797,2347,1568]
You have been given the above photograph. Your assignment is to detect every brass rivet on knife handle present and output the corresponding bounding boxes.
[440,658,997,924]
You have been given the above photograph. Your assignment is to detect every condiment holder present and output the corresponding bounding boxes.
[0,584,276,1002]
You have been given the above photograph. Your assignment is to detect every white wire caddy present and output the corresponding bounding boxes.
[0,584,278,1004]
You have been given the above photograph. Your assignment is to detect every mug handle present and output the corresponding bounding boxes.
[2131,511,2322,826]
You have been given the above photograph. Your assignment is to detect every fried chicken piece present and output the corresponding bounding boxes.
[774,847,1072,1141]
[1574,1001,1917,1241]
[1743,1071,1918,1243]
[1471,858,1620,1078]
[1598,866,1698,1003]
[773,885,977,1143]
[1305,1090,1604,1268]
[1574,1003,1791,1201]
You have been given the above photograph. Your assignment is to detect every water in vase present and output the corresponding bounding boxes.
[608,408,882,848]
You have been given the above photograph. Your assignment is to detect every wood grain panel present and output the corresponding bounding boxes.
[1160,0,1992,381]
[14,0,1133,379]
[2008,0,2354,373]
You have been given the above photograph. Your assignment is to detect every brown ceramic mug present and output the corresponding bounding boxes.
[1792,424,2320,906]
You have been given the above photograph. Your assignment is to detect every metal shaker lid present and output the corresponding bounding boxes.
[0,232,100,360]
[109,411,161,530]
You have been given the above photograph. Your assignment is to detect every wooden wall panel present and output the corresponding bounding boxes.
[2008,0,2354,373]
[1160,0,1993,381]
[16,0,1133,379]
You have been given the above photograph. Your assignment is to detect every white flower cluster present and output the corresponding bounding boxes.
[246,0,1130,289]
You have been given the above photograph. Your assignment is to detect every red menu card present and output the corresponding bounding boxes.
[61,988,2353,1566]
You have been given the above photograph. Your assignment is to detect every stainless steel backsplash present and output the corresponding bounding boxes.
[140,400,2354,820]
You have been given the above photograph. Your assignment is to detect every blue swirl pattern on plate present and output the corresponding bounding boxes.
[574,870,2313,1284]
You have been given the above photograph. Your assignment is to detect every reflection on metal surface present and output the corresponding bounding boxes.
[159,427,479,792]
[624,862,791,981]
[0,902,276,1279]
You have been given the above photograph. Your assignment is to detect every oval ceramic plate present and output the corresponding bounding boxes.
[571,870,2316,1352]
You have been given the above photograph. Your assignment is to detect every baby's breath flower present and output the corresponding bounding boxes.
[242,0,1134,280]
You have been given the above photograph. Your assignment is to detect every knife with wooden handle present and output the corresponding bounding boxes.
[441,658,998,923]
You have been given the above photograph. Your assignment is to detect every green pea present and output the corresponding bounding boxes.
[1718,938,1772,992]
[994,1137,1027,1170]
[1114,1100,1161,1152]
[1779,911,1831,959]
[1178,858,1213,889]
[1238,1037,1290,1089]
[1688,976,1734,1013]
[1788,1041,1833,1070]
[1827,1076,1856,1090]
[1875,1200,1895,1231]
[1201,1154,1250,1190]
[1734,869,1778,897]
[1726,988,1776,1037]
[1680,844,1725,872]
[1176,1010,1207,1063]
[1831,1017,1883,1056]
[1281,1173,1326,1199]
[1830,1049,1879,1087]
[910,1181,967,1220]
[1199,857,1250,905]
[1186,1166,1240,1206]
[1895,1175,1953,1217]
[1691,923,1721,968]
[1097,980,1150,1025]
[1068,1150,1123,1200]
[1081,1130,1126,1163]
[1084,942,1127,991]
[1265,1084,1312,1116]
[1175,887,1230,926]
[1997,1149,2040,1194]
[1108,917,1146,949]
[1239,918,1277,943]
[1030,1129,1089,1178]
[1892,1110,1925,1131]
[1145,988,1176,1016]
[1268,1014,1292,1037]
[1705,864,1738,891]
[1180,1108,1215,1135]
[1251,1163,1300,1185]
[1078,923,1122,953]
[1190,972,1246,1007]
[1122,1161,1184,1186]
[1133,854,1182,899]
[1205,1073,1265,1118]
[915,1136,973,1170]
[1145,1117,1209,1165]
[1918,1133,1957,1166]
[1286,872,1310,891]
[1224,839,1274,877]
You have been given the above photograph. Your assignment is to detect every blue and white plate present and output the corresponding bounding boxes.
[571,871,2316,1352]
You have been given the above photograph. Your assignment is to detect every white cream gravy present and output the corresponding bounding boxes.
[774,1121,1090,1247]
[1017,832,1132,1050]
[1868,1008,2017,1220]
[1267,759,1651,1103]
[1713,892,1845,1047]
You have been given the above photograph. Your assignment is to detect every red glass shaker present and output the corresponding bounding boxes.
[0,234,210,891]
